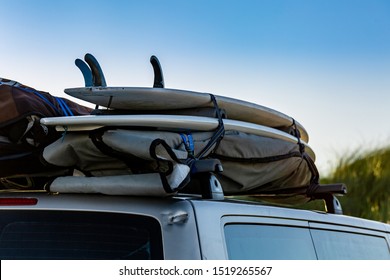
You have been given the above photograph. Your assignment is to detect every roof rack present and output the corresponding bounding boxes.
[309,183,347,215]
[188,159,225,200]
[0,173,346,215]
[0,157,346,215]
[189,159,347,215]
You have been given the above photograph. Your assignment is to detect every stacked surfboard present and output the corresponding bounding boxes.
[40,54,319,204]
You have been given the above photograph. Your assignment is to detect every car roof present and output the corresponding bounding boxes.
[1,191,387,234]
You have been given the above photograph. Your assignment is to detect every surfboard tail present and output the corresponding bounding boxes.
[150,55,164,88]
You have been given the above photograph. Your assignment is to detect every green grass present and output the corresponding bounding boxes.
[319,146,390,223]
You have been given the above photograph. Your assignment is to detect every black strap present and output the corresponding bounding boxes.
[292,119,305,154]
[89,128,151,174]
[291,118,320,195]
[195,94,225,159]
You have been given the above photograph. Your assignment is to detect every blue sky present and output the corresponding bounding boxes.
[1,0,390,174]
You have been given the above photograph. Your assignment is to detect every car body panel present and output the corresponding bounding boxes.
[0,192,388,259]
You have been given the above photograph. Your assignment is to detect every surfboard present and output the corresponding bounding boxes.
[41,114,315,160]
[64,87,309,143]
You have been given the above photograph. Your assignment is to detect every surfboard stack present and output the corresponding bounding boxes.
[36,53,331,205]
[1,53,345,206]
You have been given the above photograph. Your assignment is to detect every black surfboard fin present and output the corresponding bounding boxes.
[75,58,94,87]
[84,53,107,87]
[150,55,164,88]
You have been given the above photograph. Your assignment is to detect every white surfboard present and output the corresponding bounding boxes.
[41,114,315,160]
[64,87,309,143]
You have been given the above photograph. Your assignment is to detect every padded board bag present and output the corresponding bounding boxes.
[0,78,92,189]
[42,128,319,204]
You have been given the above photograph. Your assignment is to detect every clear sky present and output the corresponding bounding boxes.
[1,0,390,175]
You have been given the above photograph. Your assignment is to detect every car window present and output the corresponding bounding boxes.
[0,210,163,260]
[224,224,317,260]
[311,229,390,260]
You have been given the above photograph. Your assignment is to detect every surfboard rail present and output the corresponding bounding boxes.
[41,114,315,160]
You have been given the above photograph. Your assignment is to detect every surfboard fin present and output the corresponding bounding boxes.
[84,53,107,87]
[75,59,94,87]
[150,55,164,88]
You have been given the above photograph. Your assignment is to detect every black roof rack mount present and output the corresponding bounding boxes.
[310,183,347,215]
[187,159,224,200]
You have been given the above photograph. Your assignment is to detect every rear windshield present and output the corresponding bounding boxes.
[0,210,163,260]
